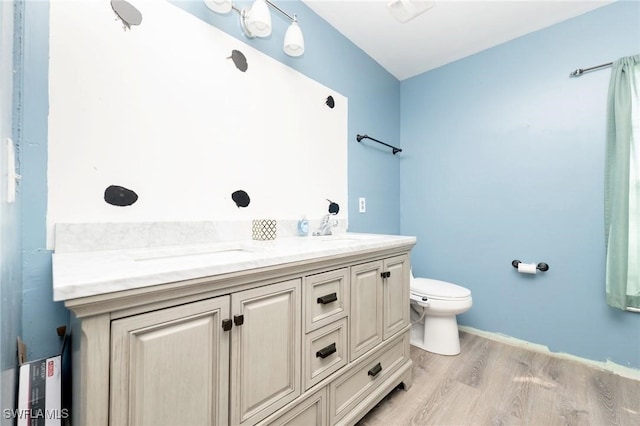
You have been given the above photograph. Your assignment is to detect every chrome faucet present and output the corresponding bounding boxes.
[313,214,338,236]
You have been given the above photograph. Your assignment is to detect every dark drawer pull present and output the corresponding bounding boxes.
[317,292,338,304]
[316,343,337,359]
[368,362,382,377]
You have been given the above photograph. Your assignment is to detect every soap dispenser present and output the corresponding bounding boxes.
[297,215,309,236]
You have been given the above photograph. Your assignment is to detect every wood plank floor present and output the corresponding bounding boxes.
[357,332,640,426]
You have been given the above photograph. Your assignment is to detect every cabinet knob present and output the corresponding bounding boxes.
[380,271,391,279]
[233,315,244,326]
[221,319,232,331]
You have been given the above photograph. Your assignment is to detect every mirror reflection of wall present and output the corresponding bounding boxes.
[46,0,348,247]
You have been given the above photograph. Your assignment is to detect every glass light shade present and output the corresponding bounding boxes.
[284,21,304,57]
[246,0,272,37]
[204,0,232,14]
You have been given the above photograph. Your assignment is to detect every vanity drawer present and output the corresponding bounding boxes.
[257,387,327,426]
[304,268,349,332]
[329,333,409,424]
[304,319,348,390]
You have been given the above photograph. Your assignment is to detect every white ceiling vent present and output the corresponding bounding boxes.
[387,0,434,23]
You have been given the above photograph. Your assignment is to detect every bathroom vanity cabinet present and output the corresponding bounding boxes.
[57,235,415,426]
[110,279,301,426]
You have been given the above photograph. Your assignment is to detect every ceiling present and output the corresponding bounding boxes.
[301,0,615,80]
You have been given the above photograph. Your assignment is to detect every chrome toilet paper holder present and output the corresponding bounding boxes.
[512,260,549,271]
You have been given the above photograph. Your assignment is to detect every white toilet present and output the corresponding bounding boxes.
[409,270,472,355]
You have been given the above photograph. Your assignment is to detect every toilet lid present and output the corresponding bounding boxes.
[411,278,471,300]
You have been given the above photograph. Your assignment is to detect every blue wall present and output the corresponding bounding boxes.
[400,0,640,368]
[19,0,401,359]
[1,1,22,420]
[19,0,69,361]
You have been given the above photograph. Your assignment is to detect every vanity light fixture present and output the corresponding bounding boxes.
[283,17,304,57]
[242,0,272,38]
[204,0,304,57]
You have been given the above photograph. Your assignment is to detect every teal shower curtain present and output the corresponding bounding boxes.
[605,54,640,310]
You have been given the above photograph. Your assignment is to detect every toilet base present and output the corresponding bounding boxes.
[409,314,461,356]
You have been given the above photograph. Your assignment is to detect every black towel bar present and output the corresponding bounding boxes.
[356,134,402,155]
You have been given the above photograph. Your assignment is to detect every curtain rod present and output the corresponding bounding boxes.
[569,61,613,78]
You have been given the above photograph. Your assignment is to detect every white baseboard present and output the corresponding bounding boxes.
[458,326,640,381]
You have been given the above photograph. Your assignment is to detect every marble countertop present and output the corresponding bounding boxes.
[52,233,416,301]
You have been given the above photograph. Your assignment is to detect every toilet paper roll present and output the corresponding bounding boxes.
[517,262,537,274]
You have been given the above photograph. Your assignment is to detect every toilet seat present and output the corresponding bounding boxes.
[411,278,471,301]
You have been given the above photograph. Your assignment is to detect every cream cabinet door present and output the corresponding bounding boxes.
[349,260,383,361]
[382,254,410,340]
[231,278,302,425]
[110,296,230,426]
